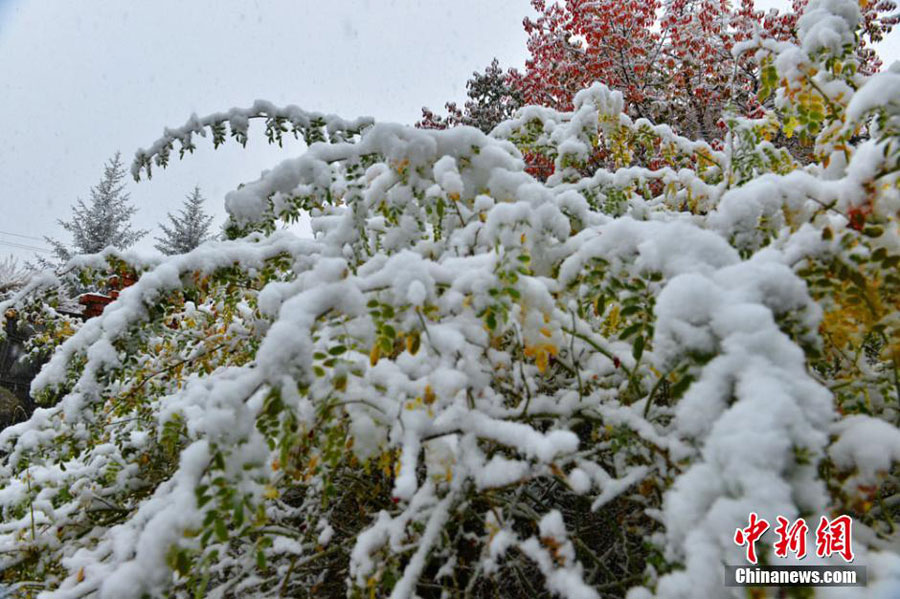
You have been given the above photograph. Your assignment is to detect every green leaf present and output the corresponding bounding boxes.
[670,374,695,399]
[214,516,228,543]
[233,500,244,528]
[632,336,645,361]
[863,226,884,238]
[213,452,226,471]
[620,304,642,318]
[619,323,643,340]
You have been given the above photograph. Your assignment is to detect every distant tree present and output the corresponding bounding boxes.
[154,186,215,255]
[511,0,786,140]
[0,256,29,298]
[417,59,523,133]
[46,152,147,264]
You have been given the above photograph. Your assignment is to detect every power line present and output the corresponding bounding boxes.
[0,229,45,242]
[0,239,52,253]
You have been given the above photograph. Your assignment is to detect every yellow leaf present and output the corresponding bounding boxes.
[406,331,420,355]
[784,116,799,139]
[603,304,620,335]
[423,385,436,405]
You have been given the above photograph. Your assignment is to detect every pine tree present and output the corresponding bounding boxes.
[154,186,214,255]
[46,152,147,264]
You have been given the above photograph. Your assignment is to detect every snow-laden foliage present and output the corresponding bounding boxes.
[155,187,215,256]
[45,153,148,265]
[2,1,900,597]
[130,100,374,182]
[0,253,157,375]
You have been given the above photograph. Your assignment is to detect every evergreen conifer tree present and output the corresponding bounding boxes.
[154,186,214,255]
[46,152,147,263]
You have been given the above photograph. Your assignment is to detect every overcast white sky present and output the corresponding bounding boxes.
[0,0,897,264]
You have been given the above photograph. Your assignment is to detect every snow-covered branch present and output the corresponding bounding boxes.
[131,100,374,180]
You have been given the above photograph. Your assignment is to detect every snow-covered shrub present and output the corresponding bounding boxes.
[1,1,899,597]
[0,253,154,370]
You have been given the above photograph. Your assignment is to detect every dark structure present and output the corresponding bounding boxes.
[0,316,41,427]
